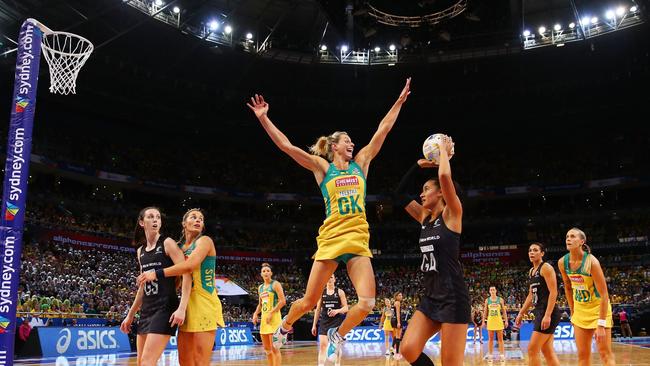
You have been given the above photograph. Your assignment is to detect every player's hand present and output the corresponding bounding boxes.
[417,159,438,168]
[396,77,411,105]
[438,135,454,156]
[515,314,523,328]
[247,94,269,118]
[136,271,156,286]
[328,309,337,317]
[595,326,606,342]
[541,315,551,330]
[169,308,186,327]
[397,321,401,328]
[504,320,509,329]
[119,315,133,334]
[252,314,258,325]
[311,326,317,337]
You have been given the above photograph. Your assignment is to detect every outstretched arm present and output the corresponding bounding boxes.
[137,236,213,285]
[247,94,328,175]
[356,78,411,173]
[437,136,462,229]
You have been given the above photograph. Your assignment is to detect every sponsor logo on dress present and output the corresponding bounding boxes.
[569,275,584,283]
[335,177,359,187]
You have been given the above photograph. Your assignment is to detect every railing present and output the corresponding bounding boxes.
[16,311,110,319]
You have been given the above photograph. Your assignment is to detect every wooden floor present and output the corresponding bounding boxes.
[16,340,650,365]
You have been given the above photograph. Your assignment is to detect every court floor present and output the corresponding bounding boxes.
[15,339,650,365]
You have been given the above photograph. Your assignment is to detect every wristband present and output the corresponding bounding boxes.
[597,319,607,327]
[155,268,164,280]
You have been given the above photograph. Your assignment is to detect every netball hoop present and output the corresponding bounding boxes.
[27,18,94,94]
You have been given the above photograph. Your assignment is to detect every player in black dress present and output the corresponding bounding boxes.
[394,135,470,366]
[311,274,347,366]
[390,292,405,359]
[120,207,191,366]
[473,304,484,344]
[515,243,561,366]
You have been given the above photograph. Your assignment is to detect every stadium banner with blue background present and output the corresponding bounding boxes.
[0,19,42,363]
[166,327,254,349]
[518,322,575,340]
[16,317,108,327]
[344,326,490,343]
[37,327,130,357]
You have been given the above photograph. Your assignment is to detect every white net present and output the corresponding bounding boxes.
[41,31,94,95]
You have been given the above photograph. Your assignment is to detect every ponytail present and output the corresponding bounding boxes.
[309,131,348,161]
[582,243,591,254]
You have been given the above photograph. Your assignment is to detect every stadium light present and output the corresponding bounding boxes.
[538,26,546,35]
[154,0,163,6]
[554,24,562,31]
[374,46,380,52]
[591,16,598,24]
[246,32,253,40]
[173,6,180,14]
[209,20,219,31]
[616,6,626,17]
[569,22,576,29]
[630,6,637,12]
[341,45,349,52]
[606,10,615,20]
[389,44,396,51]
[224,25,232,34]
[320,45,327,51]
[581,16,591,26]
[523,30,531,37]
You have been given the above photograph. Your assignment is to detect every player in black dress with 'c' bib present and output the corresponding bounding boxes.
[394,135,471,366]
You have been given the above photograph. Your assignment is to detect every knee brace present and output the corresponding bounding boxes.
[356,296,375,312]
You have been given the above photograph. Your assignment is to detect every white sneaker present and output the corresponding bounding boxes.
[271,317,289,350]
[499,355,506,365]
[326,327,344,362]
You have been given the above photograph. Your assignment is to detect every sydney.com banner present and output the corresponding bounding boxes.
[0,20,42,363]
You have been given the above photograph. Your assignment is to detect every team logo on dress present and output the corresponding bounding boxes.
[155,246,162,254]
[433,218,441,227]
[15,97,29,113]
[351,168,360,175]
[5,202,19,221]
[0,316,10,333]
[335,177,359,187]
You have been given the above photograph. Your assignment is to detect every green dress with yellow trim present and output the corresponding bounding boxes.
[180,237,225,332]
[258,280,282,334]
[563,253,612,329]
[315,161,372,261]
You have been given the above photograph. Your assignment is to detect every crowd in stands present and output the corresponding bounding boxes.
[17,236,650,332]
[18,241,137,320]
[21,120,648,196]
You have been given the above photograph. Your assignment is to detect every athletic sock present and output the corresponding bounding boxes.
[410,353,435,366]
